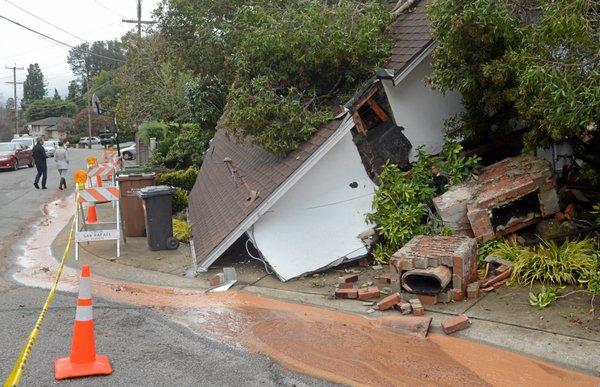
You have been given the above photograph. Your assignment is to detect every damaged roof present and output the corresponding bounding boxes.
[189,118,344,268]
[388,0,433,74]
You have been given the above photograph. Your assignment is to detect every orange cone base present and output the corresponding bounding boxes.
[54,354,112,380]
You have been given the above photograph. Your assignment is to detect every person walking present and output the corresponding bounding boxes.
[54,141,69,190]
[32,137,47,189]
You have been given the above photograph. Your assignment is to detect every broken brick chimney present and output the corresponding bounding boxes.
[390,235,477,304]
[434,155,560,241]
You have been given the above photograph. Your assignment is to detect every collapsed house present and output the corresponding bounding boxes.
[188,0,466,281]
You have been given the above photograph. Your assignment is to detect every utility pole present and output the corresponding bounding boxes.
[86,68,93,149]
[122,0,154,37]
[4,64,24,135]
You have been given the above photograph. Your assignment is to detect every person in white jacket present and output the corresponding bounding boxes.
[54,141,69,190]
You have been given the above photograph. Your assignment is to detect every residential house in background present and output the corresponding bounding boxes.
[188,0,465,281]
[25,117,75,140]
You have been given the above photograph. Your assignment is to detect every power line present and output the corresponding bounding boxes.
[0,13,125,64]
[90,0,126,19]
[0,21,122,62]
[2,0,87,43]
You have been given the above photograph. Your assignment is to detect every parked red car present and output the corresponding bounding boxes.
[0,142,34,170]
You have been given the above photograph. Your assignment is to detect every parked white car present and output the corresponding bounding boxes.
[79,136,100,145]
[11,136,35,149]
[43,141,57,157]
[121,144,136,160]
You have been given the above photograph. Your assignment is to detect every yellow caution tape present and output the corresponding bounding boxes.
[4,201,78,387]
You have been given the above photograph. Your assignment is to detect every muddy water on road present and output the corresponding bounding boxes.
[10,196,599,386]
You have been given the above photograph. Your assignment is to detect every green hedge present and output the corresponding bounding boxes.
[156,167,198,192]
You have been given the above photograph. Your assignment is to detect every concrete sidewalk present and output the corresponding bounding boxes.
[53,203,600,377]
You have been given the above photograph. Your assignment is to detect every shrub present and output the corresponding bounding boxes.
[172,219,192,243]
[171,187,188,214]
[493,239,598,285]
[156,167,199,192]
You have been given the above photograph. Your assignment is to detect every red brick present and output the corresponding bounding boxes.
[416,294,437,305]
[452,256,464,277]
[467,281,480,299]
[377,274,392,284]
[377,293,402,310]
[337,282,354,290]
[441,314,471,334]
[409,299,424,316]
[452,289,465,301]
[335,288,358,299]
[209,273,223,287]
[338,274,358,284]
[358,286,380,300]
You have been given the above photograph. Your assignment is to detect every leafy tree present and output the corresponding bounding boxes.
[67,80,81,101]
[428,0,599,152]
[24,99,78,121]
[53,88,61,100]
[73,107,111,135]
[510,0,599,149]
[427,0,520,145]
[224,0,392,154]
[88,70,121,111]
[67,39,125,82]
[22,63,46,108]
[115,35,194,130]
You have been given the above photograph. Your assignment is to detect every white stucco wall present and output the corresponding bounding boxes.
[250,131,375,281]
[382,55,463,160]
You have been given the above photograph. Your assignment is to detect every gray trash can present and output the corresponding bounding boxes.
[136,185,180,251]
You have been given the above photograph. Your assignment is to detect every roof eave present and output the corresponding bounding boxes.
[392,40,435,86]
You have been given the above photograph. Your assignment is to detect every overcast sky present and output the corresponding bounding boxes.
[0,0,159,104]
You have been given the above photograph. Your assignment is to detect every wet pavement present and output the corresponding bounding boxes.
[4,190,599,385]
[0,150,324,386]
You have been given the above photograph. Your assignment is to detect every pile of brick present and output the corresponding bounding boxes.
[434,155,560,241]
[390,235,479,304]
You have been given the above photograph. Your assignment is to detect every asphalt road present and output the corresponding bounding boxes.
[0,148,326,386]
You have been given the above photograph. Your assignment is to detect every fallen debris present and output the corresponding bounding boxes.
[335,288,358,299]
[434,155,560,241]
[394,301,412,315]
[209,273,224,287]
[466,281,480,299]
[337,282,355,290]
[441,314,471,335]
[369,315,433,338]
[377,293,402,310]
[391,235,478,303]
[358,286,380,300]
[377,274,392,284]
[409,299,424,316]
[338,274,359,284]
[208,267,237,293]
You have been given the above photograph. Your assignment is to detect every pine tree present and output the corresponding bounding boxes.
[53,88,61,100]
[22,63,46,109]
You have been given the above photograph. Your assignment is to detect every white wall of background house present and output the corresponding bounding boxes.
[383,55,463,160]
[249,131,376,281]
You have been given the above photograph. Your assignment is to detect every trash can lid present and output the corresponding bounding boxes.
[116,172,156,181]
[136,185,176,198]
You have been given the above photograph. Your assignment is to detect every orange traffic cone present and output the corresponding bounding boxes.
[86,203,98,224]
[54,265,112,380]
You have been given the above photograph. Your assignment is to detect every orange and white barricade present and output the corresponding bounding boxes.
[87,164,115,188]
[75,187,121,260]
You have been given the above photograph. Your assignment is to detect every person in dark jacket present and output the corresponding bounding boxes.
[32,137,47,189]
